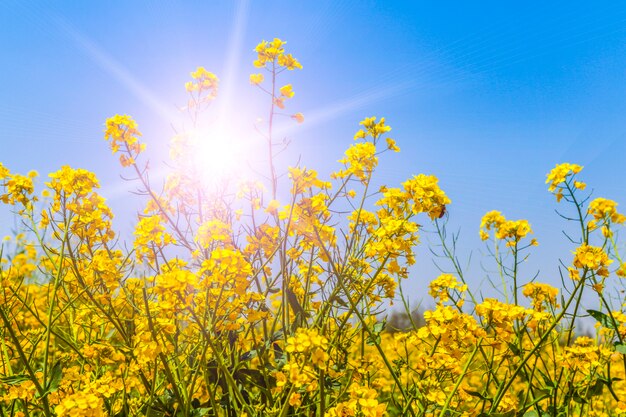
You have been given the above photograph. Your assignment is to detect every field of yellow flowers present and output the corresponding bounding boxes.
[1,39,626,417]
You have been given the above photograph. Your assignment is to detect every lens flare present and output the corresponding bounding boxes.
[187,118,256,185]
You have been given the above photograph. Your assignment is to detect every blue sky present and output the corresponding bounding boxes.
[1,1,626,313]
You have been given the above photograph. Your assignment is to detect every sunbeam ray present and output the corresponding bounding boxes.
[49,15,177,122]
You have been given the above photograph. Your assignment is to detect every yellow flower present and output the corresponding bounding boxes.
[249,73,264,85]
[480,211,534,245]
[429,273,467,305]
[523,282,558,311]
[265,199,280,214]
[386,138,400,152]
[358,116,391,138]
[186,67,218,98]
[572,244,612,277]
[0,170,37,208]
[480,210,505,232]
[253,38,302,70]
[545,162,583,194]
[278,53,303,70]
[289,393,302,407]
[104,114,145,166]
[134,214,175,262]
[588,197,625,225]
[292,112,305,123]
[196,219,232,248]
[285,328,329,367]
[280,84,295,98]
[335,142,378,182]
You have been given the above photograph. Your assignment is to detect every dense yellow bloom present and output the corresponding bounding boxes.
[522,282,559,311]
[45,166,115,243]
[0,169,37,207]
[253,38,302,70]
[476,298,528,326]
[559,336,612,377]
[428,273,467,305]
[0,162,9,179]
[288,167,330,194]
[480,210,505,232]
[402,174,451,220]
[133,214,175,262]
[55,390,105,417]
[196,219,232,248]
[495,219,533,242]
[2,380,37,402]
[354,116,392,140]
[47,165,99,198]
[285,328,329,367]
[588,197,626,226]
[572,244,612,277]
[326,385,386,417]
[480,211,534,246]
[545,162,583,196]
[335,142,378,182]
[104,114,145,166]
[186,66,219,96]
[420,305,485,349]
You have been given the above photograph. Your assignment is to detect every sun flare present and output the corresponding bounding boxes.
[191,124,242,180]
[182,111,265,186]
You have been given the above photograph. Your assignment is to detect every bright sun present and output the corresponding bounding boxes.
[194,124,240,177]
[187,116,259,185]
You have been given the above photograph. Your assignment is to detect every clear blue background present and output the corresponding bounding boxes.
[2,1,626,316]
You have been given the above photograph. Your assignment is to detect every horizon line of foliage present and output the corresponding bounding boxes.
[1,38,626,417]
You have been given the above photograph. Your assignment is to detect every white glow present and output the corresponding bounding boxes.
[190,122,242,182]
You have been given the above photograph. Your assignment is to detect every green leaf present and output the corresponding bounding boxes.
[0,374,30,385]
[47,360,63,392]
[507,342,521,356]
[366,321,385,345]
[615,343,626,354]
[587,309,617,330]
[585,379,604,398]
[365,334,381,346]
[34,362,63,400]
[372,321,385,333]
[464,389,491,401]
[537,369,556,389]
[190,408,210,417]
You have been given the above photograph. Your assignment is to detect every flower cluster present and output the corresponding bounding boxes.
[545,162,584,201]
[480,210,536,247]
[185,66,219,96]
[571,243,613,278]
[0,165,37,208]
[104,114,144,166]
[253,38,302,70]
[522,282,559,311]
[428,273,467,306]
